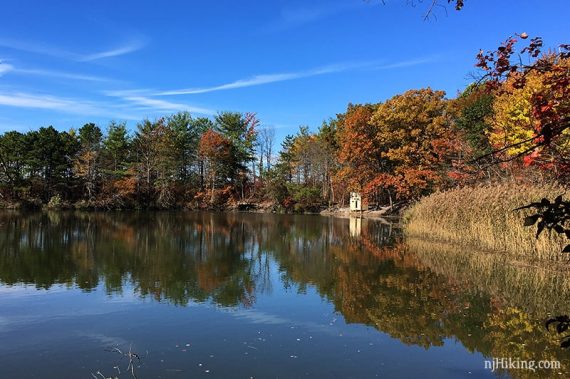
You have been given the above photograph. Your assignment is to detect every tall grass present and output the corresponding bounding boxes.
[403,182,569,261]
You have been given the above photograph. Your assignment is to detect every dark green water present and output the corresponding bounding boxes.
[0,212,567,378]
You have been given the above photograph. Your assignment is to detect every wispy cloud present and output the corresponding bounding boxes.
[14,68,113,82]
[79,40,146,62]
[0,37,145,62]
[281,3,354,24]
[117,95,215,115]
[155,61,379,96]
[0,57,114,82]
[152,57,438,96]
[0,38,76,60]
[0,89,214,121]
[263,2,362,32]
[0,62,14,76]
[0,91,137,119]
[373,56,440,70]
[0,61,114,82]
[0,92,93,111]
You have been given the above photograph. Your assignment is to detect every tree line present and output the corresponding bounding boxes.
[0,112,264,209]
[0,35,567,211]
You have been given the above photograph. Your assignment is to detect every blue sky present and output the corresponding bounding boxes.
[0,0,568,143]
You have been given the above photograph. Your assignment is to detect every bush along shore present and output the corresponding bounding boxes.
[403,182,569,262]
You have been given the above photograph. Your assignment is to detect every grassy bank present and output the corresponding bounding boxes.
[403,182,569,261]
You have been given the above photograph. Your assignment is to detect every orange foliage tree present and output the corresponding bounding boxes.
[336,104,381,193]
[198,129,233,204]
[336,89,462,206]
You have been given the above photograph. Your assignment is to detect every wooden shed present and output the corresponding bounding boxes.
[350,192,362,211]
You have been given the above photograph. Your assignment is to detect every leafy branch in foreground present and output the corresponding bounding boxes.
[372,0,464,20]
[545,316,570,349]
[518,195,570,348]
[516,195,570,252]
[475,34,570,172]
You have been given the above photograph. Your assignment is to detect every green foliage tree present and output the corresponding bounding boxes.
[214,112,258,198]
[24,126,79,202]
[74,123,103,200]
[132,118,181,207]
[103,121,130,176]
[0,131,26,199]
[451,83,494,156]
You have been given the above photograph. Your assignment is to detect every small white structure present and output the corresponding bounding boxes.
[350,192,362,211]
[349,217,362,237]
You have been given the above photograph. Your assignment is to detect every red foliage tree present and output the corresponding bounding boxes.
[198,129,233,204]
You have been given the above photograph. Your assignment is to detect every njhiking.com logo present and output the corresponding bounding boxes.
[484,357,561,373]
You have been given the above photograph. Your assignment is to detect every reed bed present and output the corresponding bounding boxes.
[403,182,569,261]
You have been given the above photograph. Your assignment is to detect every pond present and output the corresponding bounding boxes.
[0,212,568,378]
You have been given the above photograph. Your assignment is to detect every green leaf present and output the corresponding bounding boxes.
[546,318,558,330]
[514,202,540,211]
[536,221,545,238]
[523,215,540,226]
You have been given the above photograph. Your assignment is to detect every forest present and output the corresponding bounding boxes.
[0,35,568,211]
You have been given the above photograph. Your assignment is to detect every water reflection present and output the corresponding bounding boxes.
[0,211,568,377]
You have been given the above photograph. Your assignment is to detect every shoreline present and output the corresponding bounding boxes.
[0,200,403,220]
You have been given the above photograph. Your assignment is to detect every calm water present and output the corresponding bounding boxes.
[0,212,568,378]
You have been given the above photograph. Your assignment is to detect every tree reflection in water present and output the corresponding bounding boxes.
[0,211,568,377]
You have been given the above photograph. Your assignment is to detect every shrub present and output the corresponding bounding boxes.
[288,184,322,212]
[47,194,62,209]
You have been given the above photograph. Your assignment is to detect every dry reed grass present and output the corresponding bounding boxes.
[403,182,569,261]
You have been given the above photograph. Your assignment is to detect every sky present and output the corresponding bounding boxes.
[0,0,568,143]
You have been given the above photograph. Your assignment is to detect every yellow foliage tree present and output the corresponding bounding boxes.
[487,55,570,174]
[488,73,543,157]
